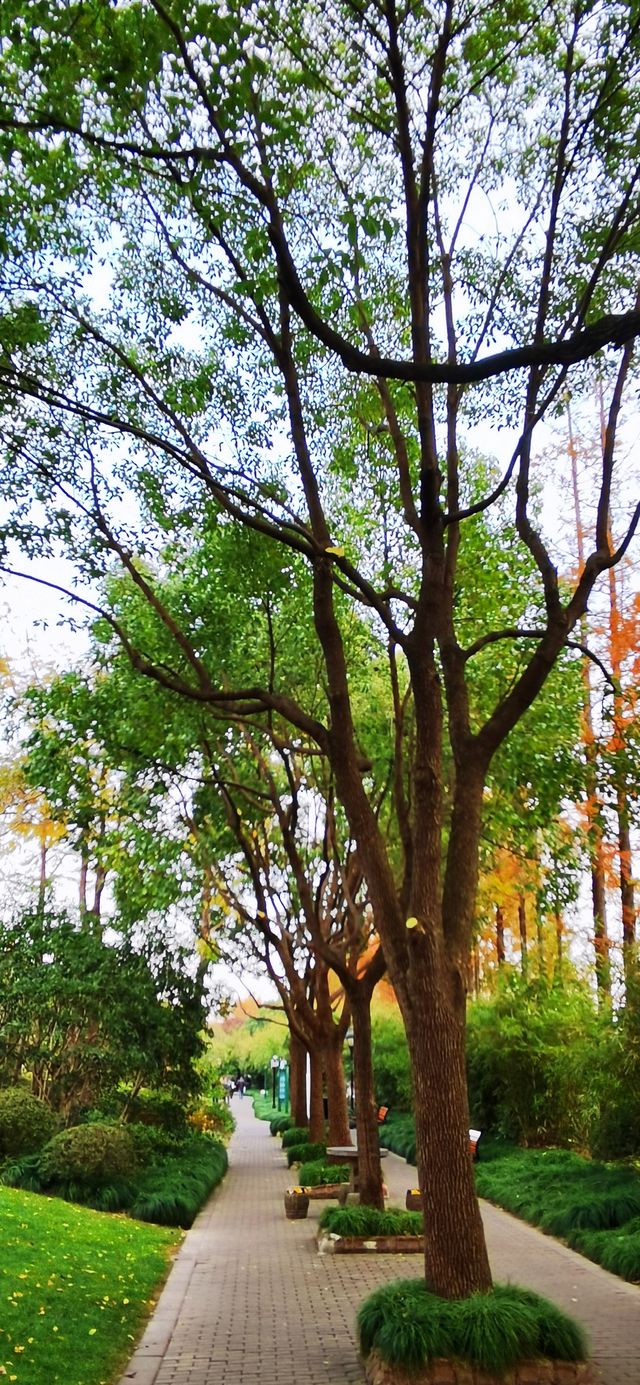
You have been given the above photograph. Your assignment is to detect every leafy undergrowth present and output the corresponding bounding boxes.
[357,1279,587,1374]
[475,1146,640,1281]
[298,1159,350,1187]
[0,1184,179,1385]
[319,1204,423,1236]
[3,1129,228,1229]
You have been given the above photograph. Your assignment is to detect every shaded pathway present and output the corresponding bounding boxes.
[119,1099,640,1385]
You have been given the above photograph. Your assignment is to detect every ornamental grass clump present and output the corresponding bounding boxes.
[569,1217,640,1281]
[357,1280,588,1375]
[286,1140,326,1166]
[281,1125,311,1149]
[475,1146,640,1235]
[320,1204,422,1236]
[298,1159,350,1186]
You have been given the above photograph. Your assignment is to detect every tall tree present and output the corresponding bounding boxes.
[1,0,639,1299]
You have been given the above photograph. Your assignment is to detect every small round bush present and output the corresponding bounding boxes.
[39,1122,139,1186]
[0,1088,57,1156]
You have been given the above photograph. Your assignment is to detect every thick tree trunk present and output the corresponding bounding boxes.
[289,1032,308,1128]
[351,988,384,1209]
[313,559,493,1297]
[325,1038,351,1146]
[407,953,492,1297]
[308,1046,325,1142]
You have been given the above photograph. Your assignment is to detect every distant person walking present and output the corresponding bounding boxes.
[236,1076,246,1099]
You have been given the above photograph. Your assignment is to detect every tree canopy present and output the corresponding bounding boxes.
[1,0,639,1301]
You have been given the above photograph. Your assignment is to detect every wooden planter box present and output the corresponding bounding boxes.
[364,1347,595,1385]
[302,1183,347,1200]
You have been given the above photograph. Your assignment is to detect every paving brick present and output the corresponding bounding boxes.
[118,1098,640,1385]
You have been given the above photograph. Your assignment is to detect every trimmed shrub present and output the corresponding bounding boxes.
[0,1088,57,1156]
[270,1114,294,1135]
[286,1141,326,1166]
[357,1279,587,1374]
[319,1205,423,1236]
[298,1159,350,1187]
[281,1126,310,1149]
[39,1123,139,1186]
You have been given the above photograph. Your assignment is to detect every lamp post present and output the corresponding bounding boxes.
[270,1054,279,1109]
[345,1026,355,1118]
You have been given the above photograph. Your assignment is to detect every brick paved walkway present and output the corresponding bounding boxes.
[119,1098,640,1385]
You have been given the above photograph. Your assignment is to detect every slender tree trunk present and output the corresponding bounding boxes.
[308,1046,325,1142]
[324,1038,351,1146]
[91,864,106,923]
[351,987,384,1209]
[472,945,480,998]
[518,894,528,979]
[619,810,636,985]
[79,847,89,916]
[592,854,610,999]
[289,1032,308,1128]
[554,907,563,975]
[607,562,637,986]
[495,904,505,967]
[536,909,545,973]
[566,397,610,1000]
[38,839,48,912]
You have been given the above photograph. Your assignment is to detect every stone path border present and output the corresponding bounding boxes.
[118,1098,640,1385]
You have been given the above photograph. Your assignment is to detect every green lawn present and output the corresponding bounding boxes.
[0,1186,180,1385]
